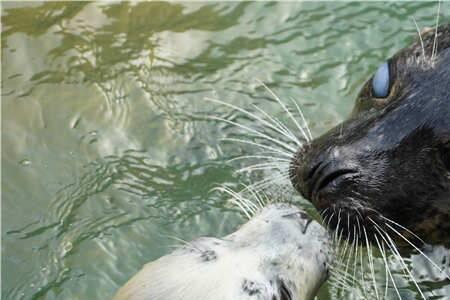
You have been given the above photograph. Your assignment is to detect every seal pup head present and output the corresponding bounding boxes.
[290,24,450,247]
[112,203,333,300]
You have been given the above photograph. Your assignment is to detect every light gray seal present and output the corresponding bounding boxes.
[112,203,333,300]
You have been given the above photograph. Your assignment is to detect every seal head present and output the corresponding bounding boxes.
[290,25,450,247]
[112,203,332,300]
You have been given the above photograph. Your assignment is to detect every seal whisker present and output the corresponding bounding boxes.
[333,226,357,296]
[380,237,389,299]
[327,212,335,230]
[343,225,356,274]
[412,17,426,63]
[211,116,298,153]
[222,138,292,158]
[352,225,360,291]
[432,0,441,60]
[355,217,366,293]
[242,184,267,209]
[243,173,289,191]
[228,154,292,164]
[225,187,260,215]
[289,96,313,141]
[256,79,311,143]
[373,233,402,300]
[383,221,450,280]
[329,266,355,293]
[334,209,343,242]
[371,219,427,299]
[235,162,289,173]
[320,207,329,219]
[322,214,331,230]
[163,235,202,253]
[380,215,426,245]
[204,97,303,147]
[213,186,255,219]
[363,227,380,300]
[250,103,304,145]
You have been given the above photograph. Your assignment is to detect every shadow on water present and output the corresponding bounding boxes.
[2,1,450,299]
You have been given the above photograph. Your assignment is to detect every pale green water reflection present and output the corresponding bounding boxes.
[2,2,449,299]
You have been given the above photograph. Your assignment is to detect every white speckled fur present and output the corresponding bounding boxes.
[112,203,333,300]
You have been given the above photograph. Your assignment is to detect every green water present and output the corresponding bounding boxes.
[2,2,449,299]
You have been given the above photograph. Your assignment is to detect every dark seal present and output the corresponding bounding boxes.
[290,24,450,248]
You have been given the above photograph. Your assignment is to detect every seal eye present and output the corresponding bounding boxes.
[372,62,390,98]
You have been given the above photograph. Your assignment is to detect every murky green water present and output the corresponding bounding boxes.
[2,2,449,299]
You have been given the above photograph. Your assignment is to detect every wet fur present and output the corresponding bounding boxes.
[290,24,450,248]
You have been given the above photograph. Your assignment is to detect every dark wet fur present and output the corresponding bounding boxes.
[290,25,450,248]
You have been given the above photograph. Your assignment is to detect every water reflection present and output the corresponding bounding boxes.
[3,1,450,299]
[6,150,241,299]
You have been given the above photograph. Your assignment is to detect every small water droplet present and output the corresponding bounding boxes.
[62,241,73,256]
[70,116,81,129]
[19,159,31,166]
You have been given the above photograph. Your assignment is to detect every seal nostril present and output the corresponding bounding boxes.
[304,161,331,199]
[306,161,323,181]
[314,169,358,196]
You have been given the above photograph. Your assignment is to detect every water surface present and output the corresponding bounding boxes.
[2,2,449,299]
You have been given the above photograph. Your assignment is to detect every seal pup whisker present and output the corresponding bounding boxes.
[163,235,203,253]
